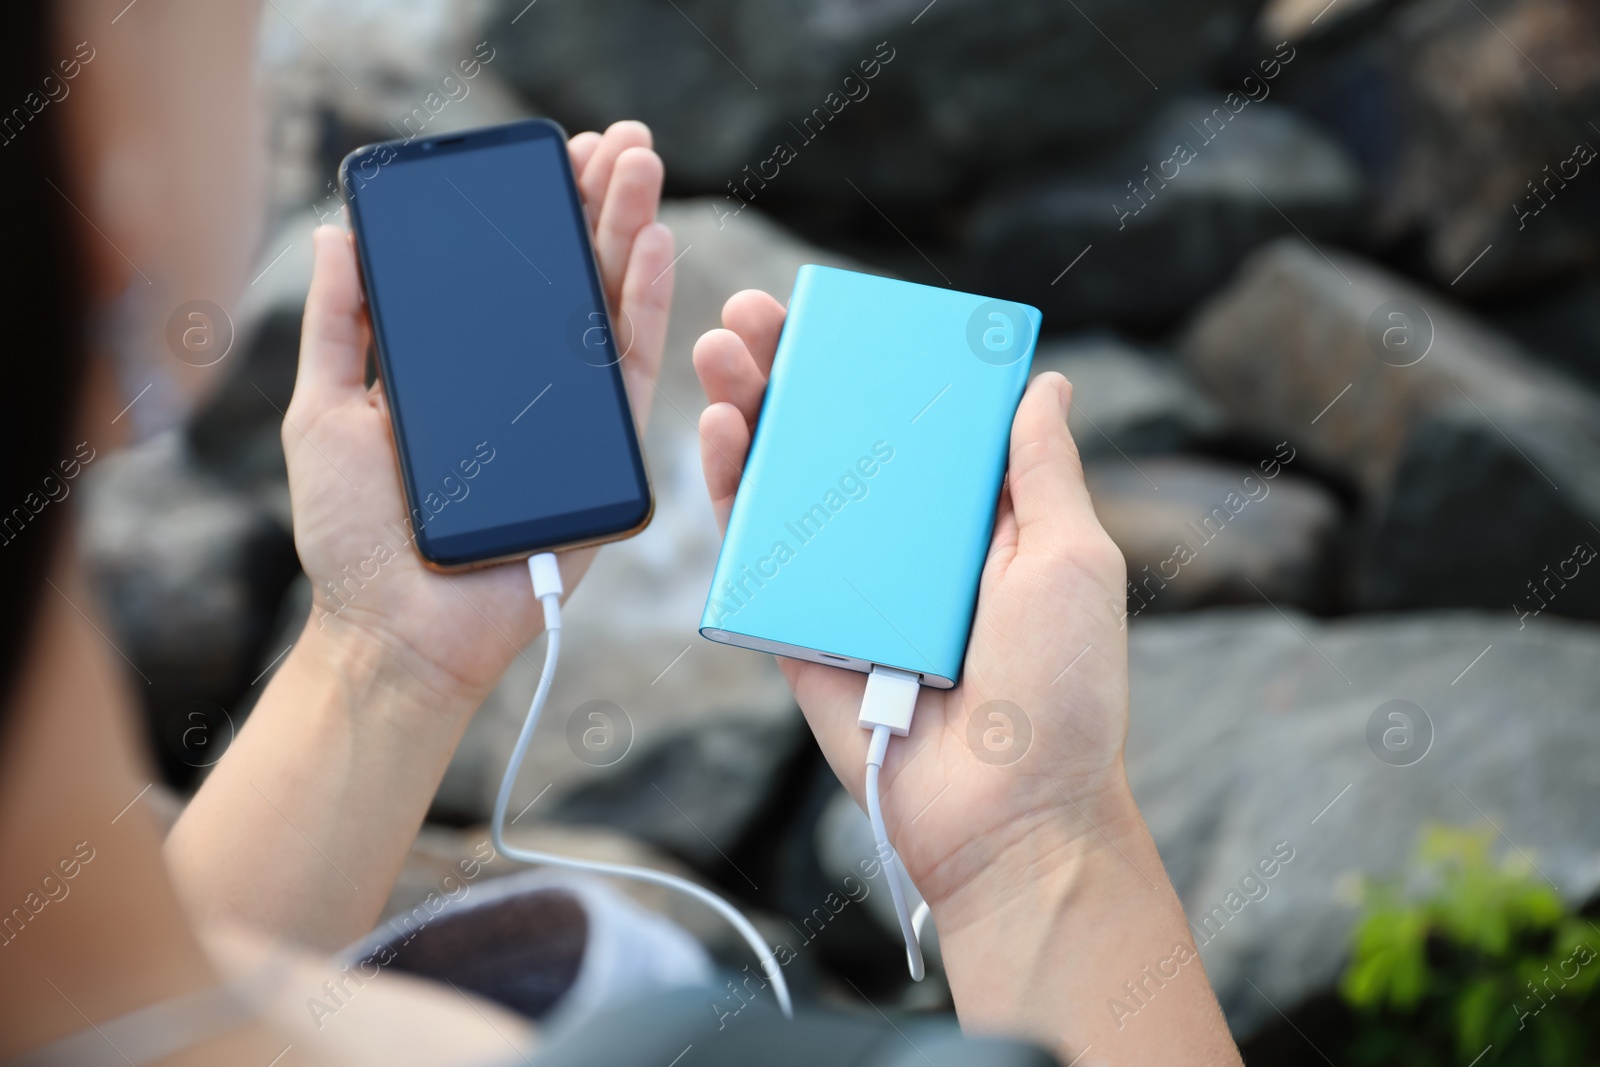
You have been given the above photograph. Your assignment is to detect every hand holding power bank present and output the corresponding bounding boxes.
[697,266,1040,983]
[700,266,1041,686]
[691,280,1219,1047]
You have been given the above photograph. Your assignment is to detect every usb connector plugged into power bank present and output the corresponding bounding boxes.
[859,664,921,736]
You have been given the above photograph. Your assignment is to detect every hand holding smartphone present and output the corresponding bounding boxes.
[267,120,669,710]
[341,119,654,570]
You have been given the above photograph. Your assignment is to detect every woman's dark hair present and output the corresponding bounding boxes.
[0,0,92,709]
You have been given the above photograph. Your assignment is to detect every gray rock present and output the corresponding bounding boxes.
[1086,455,1342,613]
[969,99,1363,328]
[1031,334,1226,461]
[187,308,300,500]
[1182,239,1600,618]
[256,0,527,212]
[1362,404,1600,618]
[1125,608,1600,1038]
[489,0,1263,206]
[80,432,301,786]
[1180,238,1600,495]
[655,199,869,400]
[1259,0,1389,46]
[1486,269,1600,390]
[549,715,805,870]
[1278,0,1600,294]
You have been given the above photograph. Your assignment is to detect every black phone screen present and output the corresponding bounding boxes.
[343,120,650,566]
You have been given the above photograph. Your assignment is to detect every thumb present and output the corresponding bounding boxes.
[290,226,371,421]
[1006,372,1100,548]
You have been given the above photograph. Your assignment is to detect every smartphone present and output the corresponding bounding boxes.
[699,265,1041,687]
[340,119,652,570]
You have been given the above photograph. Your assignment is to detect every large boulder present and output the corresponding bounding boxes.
[1125,608,1600,1038]
[1181,238,1598,494]
[970,98,1364,328]
[488,0,1265,208]
[1086,455,1342,613]
[1486,268,1600,390]
[1180,239,1600,618]
[1363,405,1600,618]
[1278,0,1600,294]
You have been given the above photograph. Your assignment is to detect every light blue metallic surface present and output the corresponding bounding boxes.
[699,265,1041,687]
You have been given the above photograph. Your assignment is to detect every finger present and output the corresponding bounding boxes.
[291,226,370,420]
[616,220,674,430]
[692,328,767,427]
[697,401,751,535]
[1006,372,1100,549]
[721,290,787,377]
[579,120,653,227]
[595,146,664,313]
[568,130,602,183]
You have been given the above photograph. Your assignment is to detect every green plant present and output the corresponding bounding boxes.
[1339,825,1600,1066]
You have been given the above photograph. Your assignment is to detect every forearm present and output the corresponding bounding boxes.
[165,614,487,950]
[935,781,1242,1067]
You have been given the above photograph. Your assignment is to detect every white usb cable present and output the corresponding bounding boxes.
[858,665,931,982]
[492,553,793,1018]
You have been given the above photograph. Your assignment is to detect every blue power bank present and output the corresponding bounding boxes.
[699,265,1041,687]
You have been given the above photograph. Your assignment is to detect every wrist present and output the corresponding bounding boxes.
[296,606,491,727]
[931,774,1180,1007]
[930,776,1240,1065]
[932,770,1151,935]
[168,613,487,948]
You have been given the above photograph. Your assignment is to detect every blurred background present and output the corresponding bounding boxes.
[85,0,1600,1062]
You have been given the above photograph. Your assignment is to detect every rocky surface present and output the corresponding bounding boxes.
[1032,334,1226,460]
[1182,239,1600,618]
[1259,0,1389,45]
[488,0,1263,206]
[1125,608,1600,1038]
[1086,455,1342,614]
[1485,269,1600,389]
[971,99,1364,328]
[186,308,300,517]
[80,433,301,786]
[1278,0,1600,294]
[547,714,806,870]
[257,0,524,211]
[1362,404,1600,618]
[1182,238,1599,495]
